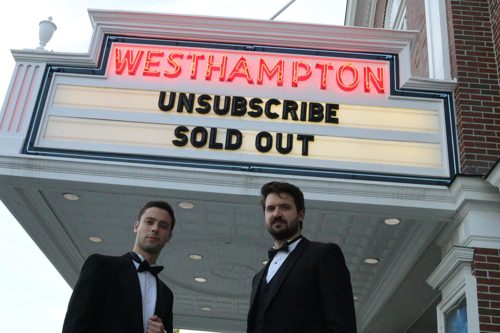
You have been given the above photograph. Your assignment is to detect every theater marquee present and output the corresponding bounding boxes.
[25,37,457,184]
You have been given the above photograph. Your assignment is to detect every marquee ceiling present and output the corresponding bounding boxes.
[0,156,458,332]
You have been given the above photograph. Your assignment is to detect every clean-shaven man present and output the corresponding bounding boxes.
[63,201,175,333]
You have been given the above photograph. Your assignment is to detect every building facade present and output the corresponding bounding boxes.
[349,1,499,332]
[0,1,499,332]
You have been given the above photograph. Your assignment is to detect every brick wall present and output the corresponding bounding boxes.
[472,248,500,332]
[446,0,500,175]
[407,0,429,77]
[490,0,500,83]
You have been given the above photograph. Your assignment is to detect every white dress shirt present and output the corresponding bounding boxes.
[132,252,158,333]
[266,237,302,283]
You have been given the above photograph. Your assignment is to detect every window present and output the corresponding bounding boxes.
[445,296,468,333]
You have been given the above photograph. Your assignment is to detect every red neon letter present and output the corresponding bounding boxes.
[205,54,228,81]
[257,59,284,86]
[143,50,164,77]
[292,61,312,87]
[227,56,254,84]
[164,52,184,78]
[114,48,144,75]
[336,63,359,91]
[315,63,334,90]
[187,53,205,80]
[364,66,385,93]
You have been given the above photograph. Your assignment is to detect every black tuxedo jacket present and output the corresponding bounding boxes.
[62,253,173,333]
[247,238,356,333]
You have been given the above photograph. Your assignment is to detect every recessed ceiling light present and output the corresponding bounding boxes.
[384,218,400,225]
[194,277,207,283]
[201,307,212,311]
[63,193,80,201]
[189,254,203,260]
[88,236,102,243]
[178,201,194,209]
[364,258,380,264]
[262,260,269,265]
[353,296,359,301]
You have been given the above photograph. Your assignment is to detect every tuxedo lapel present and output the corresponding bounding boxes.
[155,278,167,318]
[264,238,308,310]
[249,266,268,313]
[119,254,143,333]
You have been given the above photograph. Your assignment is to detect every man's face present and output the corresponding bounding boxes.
[264,192,304,241]
[133,207,173,255]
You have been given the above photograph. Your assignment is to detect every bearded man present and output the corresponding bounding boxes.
[247,181,357,333]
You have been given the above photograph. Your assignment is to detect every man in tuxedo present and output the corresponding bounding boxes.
[62,201,175,333]
[247,181,357,333]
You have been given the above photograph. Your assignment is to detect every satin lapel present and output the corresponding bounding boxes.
[119,254,143,333]
[249,266,267,312]
[264,238,308,310]
[155,278,167,319]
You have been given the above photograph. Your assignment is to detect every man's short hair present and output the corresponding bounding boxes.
[260,181,305,212]
[137,201,176,231]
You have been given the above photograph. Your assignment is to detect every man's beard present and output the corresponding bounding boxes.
[268,217,300,241]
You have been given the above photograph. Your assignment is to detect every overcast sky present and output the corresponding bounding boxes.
[0,1,346,331]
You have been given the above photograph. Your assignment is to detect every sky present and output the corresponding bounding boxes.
[0,1,347,332]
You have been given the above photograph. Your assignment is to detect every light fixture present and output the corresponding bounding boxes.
[63,193,80,201]
[201,307,212,311]
[189,254,203,260]
[353,296,359,301]
[384,218,400,225]
[262,260,269,265]
[88,236,102,243]
[194,277,207,283]
[178,201,194,209]
[364,258,380,264]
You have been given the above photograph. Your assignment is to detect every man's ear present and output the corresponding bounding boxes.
[133,221,139,233]
[298,209,305,221]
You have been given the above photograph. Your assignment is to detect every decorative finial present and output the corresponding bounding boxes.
[37,16,57,50]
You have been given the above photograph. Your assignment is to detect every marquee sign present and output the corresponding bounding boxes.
[25,36,458,184]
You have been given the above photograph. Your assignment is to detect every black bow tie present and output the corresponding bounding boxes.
[130,252,164,276]
[138,260,163,276]
[268,245,289,261]
[267,235,304,261]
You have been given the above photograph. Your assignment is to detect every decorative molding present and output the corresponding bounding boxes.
[402,77,457,92]
[486,159,500,190]
[0,63,45,137]
[427,246,480,333]
[0,155,457,212]
[436,176,500,252]
[426,246,474,289]
[88,9,417,53]
[450,176,500,208]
